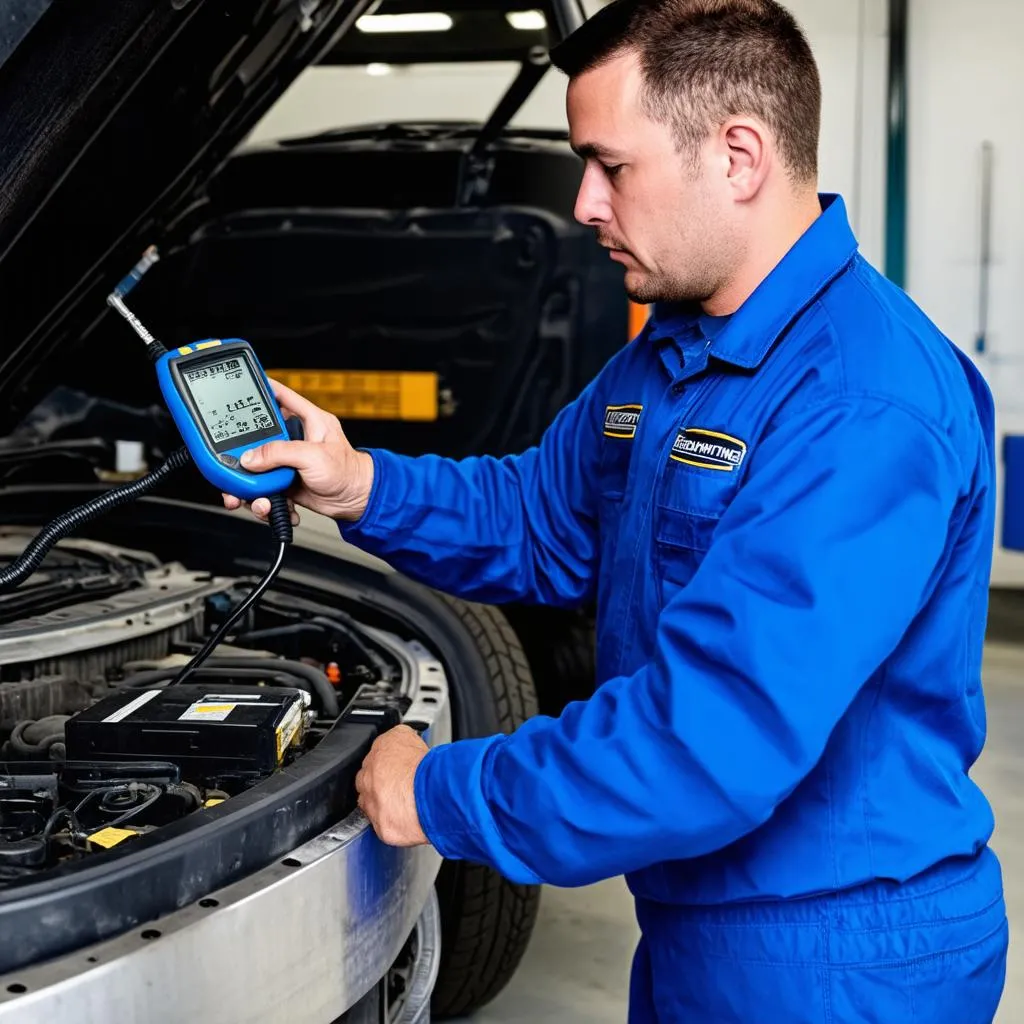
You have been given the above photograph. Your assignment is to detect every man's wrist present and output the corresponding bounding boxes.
[337,449,376,522]
[351,450,375,520]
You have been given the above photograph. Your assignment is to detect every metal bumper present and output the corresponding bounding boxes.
[0,633,452,1024]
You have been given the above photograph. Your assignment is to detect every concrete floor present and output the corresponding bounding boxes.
[452,640,1024,1023]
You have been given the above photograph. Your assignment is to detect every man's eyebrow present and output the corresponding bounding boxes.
[570,141,624,162]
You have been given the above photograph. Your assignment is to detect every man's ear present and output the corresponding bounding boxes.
[721,118,771,201]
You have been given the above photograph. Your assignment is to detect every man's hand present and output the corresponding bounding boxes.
[222,378,374,523]
[355,725,430,847]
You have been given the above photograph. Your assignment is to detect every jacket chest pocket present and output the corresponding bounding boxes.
[655,507,719,599]
[654,462,741,601]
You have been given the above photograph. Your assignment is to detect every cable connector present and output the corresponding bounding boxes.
[106,245,168,359]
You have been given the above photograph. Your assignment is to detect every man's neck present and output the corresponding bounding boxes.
[703,190,822,317]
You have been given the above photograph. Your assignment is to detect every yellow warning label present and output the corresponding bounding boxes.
[203,798,225,808]
[179,702,236,722]
[275,702,303,764]
[88,827,140,849]
[266,370,439,421]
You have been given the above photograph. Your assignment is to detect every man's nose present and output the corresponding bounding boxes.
[574,165,611,227]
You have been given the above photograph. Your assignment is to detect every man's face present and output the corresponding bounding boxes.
[566,50,741,305]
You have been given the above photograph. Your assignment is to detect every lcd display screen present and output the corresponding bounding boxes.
[179,354,279,452]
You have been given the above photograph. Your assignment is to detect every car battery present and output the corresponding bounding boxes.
[65,686,311,779]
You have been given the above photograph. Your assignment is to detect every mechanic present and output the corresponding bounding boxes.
[223,0,1009,1019]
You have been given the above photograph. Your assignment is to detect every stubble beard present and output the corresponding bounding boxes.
[623,263,722,306]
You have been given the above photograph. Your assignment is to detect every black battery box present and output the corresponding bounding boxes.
[64,686,311,780]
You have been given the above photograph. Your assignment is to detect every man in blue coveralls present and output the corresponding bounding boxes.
[227,0,1009,1018]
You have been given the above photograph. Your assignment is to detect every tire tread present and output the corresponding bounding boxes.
[430,594,541,1019]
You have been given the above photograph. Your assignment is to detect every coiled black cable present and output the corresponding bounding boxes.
[0,447,192,592]
[0,448,295,690]
[267,492,293,545]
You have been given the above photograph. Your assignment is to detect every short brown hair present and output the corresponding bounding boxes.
[550,0,821,182]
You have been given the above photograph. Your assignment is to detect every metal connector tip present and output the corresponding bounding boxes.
[109,245,161,302]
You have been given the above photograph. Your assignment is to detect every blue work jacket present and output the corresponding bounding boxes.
[341,194,998,905]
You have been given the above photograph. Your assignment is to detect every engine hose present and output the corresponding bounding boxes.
[0,447,192,592]
[7,717,68,753]
[164,781,203,813]
[124,659,339,717]
[197,658,338,715]
[257,593,394,683]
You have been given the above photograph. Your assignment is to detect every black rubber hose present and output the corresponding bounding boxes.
[257,592,394,683]
[232,623,319,644]
[123,660,340,717]
[308,615,394,683]
[7,718,66,755]
[163,782,203,813]
[190,658,339,717]
[0,447,192,592]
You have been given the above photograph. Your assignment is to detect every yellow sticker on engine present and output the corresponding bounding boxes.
[275,702,304,764]
[266,370,439,421]
[203,798,225,808]
[179,702,236,722]
[88,827,140,849]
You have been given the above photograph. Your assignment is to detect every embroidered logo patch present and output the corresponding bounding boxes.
[670,428,747,471]
[604,404,643,439]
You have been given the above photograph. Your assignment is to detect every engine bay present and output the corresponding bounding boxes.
[0,526,406,886]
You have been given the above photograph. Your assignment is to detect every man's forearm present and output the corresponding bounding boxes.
[337,377,607,606]
[339,445,598,607]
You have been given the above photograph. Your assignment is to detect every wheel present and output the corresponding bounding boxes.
[429,594,542,1020]
[502,604,597,717]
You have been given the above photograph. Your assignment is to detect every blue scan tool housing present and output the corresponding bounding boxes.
[155,338,296,502]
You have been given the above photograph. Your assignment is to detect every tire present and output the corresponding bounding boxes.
[502,604,597,717]
[429,594,542,1020]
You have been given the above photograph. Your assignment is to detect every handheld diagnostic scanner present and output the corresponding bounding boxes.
[105,247,296,503]
[155,339,296,502]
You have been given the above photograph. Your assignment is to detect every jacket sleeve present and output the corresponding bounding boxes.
[411,396,969,886]
[338,375,606,607]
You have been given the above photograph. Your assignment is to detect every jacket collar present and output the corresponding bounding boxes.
[646,193,859,373]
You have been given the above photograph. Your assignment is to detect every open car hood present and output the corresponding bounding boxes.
[0,0,370,434]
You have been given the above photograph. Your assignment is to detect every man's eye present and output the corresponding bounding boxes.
[603,164,624,179]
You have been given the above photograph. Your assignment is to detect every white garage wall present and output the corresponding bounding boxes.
[905,0,1024,587]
